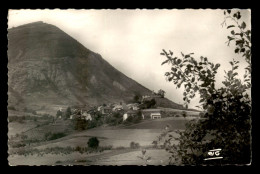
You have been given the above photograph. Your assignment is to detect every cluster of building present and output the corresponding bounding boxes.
[59,93,201,123]
[65,100,164,122]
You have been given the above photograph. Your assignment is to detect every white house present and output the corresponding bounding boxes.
[142,109,162,119]
[150,113,161,119]
[69,110,92,121]
[82,111,92,121]
[123,113,128,121]
[112,105,123,111]
[97,106,103,111]
[84,114,92,121]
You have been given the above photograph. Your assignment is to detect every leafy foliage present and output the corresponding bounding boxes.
[160,9,251,165]
[133,94,141,103]
[130,141,140,149]
[73,117,88,130]
[137,149,152,165]
[44,132,67,141]
[222,10,251,82]
[87,137,99,149]
[56,110,63,118]
[140,98,156,109]
[64,107,72,119]
[157,89,166,98]
[8,105,16,110]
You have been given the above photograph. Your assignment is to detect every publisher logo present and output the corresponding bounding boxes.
[204,149,223,160]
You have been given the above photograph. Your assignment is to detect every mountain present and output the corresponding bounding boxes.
[8,21,184,113]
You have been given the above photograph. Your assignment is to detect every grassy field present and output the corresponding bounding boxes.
[89,149,172,165]
[8,116,194,165]
[8,148,170,165]
[121,117,195,129]
[8,121,37,137]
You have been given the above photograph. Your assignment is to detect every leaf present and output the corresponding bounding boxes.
[246,30,251,35]
[228,36,234,40]
[161,60,168,65]
[236,40,244,45]
[235,48,239,53]
[241,22,246,30]
[233,65,239,70]
[227,25,235,29]
[165,72,170,76]
[185,55,190,58]
[162,49,168,55]
[171,67,177,72]
[231,30,235,35]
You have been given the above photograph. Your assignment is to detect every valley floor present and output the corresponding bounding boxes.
[8,117,197,165]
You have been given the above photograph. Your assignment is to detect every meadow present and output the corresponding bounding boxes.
[8,116,195,165]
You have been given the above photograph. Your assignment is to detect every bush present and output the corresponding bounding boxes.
[152,140,158,148]
[44,132,66,141]
[74,118,88,130]
[8,106,16,110]
[133,112,143,123]
[126,116,133,122]
[10,142,26,148]
[75,146,84,153]
[115,146,126,150]
[87,137,99,149]
[130,141,140,149]
[21,134,28,140]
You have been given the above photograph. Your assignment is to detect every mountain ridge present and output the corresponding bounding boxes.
[8,21,184,113]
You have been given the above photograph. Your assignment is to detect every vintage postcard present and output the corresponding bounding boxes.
[7,9,251,165]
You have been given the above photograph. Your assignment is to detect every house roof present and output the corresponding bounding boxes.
[142,109,162,112]
[126,110,138,114]
[151,113,161,115]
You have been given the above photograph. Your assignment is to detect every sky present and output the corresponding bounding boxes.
[8,9,251,109]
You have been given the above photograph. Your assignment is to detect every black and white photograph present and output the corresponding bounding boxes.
[7,9,251,165]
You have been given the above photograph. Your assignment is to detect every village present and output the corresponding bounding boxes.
[55,90,201,129]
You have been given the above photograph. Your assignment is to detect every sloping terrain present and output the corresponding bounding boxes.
[8,21,184,112]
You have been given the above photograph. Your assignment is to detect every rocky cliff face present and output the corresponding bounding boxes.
[8,21,183,112]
